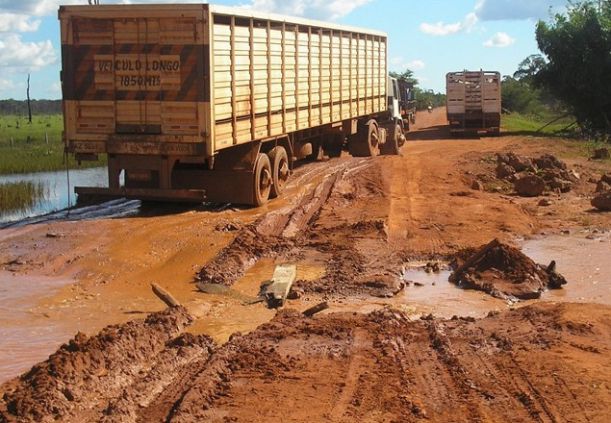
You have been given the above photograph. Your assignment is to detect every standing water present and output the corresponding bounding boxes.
[0,167,109,223]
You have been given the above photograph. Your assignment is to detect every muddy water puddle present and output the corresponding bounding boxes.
[189,257,328,343]
[2,231,609,383]
[522,232,611,305]
[190,232,611,338]
[0,271,74,383]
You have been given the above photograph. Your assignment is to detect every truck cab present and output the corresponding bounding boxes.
[388,77,416,131]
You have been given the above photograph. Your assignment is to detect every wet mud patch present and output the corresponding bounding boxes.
[449,239,567,300]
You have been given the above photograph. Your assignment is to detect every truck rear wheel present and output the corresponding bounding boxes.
[349,121,379,157]
[269,146,289,198]
[253,153,272,206]
[381,124,402,155]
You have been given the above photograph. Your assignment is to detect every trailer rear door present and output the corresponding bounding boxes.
[60,5,210,156]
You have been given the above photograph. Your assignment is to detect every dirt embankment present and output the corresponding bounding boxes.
[0,306,214,423]
[2,302,610,422]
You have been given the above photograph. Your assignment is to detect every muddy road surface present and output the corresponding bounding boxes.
[1,108,610,421]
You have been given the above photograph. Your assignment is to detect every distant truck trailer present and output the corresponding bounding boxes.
[59,3,408,206]
[446,71,501,136]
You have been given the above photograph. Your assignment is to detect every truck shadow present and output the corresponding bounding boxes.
[406,125,450,141]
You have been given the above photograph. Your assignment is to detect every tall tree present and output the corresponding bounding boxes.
[26,74,32,124]
[389,69,418,85]
[535,1,611,133]
[513,54,546,82]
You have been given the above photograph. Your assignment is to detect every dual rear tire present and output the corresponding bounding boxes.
[253,146,290,206]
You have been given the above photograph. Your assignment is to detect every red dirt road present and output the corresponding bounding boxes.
[1,108,610,422]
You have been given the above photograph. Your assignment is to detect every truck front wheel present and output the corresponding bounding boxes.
[253,153,272,206]
[381,124,402,155]
[269,146,289,198]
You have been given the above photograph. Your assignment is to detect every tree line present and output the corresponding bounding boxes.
[502,1,610,137]
[0,100,61,115]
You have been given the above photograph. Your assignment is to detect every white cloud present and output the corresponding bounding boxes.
[242,0,372,20]
[1,0,371,21]
[483,32,515,47]
[406,59,425,70]
[47,81,62,95]
[390,57,425,71]
[0,13,40,32]
[475,0,566,21]
[419,12,478,36]
[0,34,56,72]
[0,1,82,17]
[0,77,13,92]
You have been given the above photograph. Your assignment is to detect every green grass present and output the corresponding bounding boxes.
[502,112,575,136]
[0,180,47,214]
[502,112,611,162]
[0,114,106,175]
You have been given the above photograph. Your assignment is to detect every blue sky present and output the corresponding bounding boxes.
[0,0,567,100]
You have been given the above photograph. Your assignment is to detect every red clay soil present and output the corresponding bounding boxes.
[450,239,568,300]
[2,302,610,422]
[0,307,214,423]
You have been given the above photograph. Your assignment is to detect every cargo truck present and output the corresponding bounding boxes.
[59,4,407,206]
[446,71,501,136]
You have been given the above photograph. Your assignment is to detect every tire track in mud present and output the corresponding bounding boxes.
[2,303,611,422]
[328,329,368,421]
[196,158,405,297]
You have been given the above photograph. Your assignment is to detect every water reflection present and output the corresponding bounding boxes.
[0,167,109,223]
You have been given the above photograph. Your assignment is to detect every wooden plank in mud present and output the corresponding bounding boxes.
[264,264,297,307]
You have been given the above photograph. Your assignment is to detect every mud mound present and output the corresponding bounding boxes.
[493,153,577,196]
[0,307,214,423]
[450,239,567,300]
[196,225,294,286]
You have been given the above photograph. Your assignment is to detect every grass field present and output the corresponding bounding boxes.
[502,112,610,160]
[0,114,105,175]
[502,112,575,135]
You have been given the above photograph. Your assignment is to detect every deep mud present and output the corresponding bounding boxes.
[197,160,404,298]
[0,307,213,423]
[450,239,567,300]
[2,302,610,422]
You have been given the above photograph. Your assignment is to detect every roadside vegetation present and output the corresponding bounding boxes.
[0,114,105,175]
[389,69,446,110]
[502,1,610,141]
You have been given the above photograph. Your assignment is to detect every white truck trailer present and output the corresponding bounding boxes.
[446,71,501,136]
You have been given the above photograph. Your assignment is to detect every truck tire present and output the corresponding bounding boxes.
[381,124,402,155]
[253,153,272,206]
[269,146,289,198]
[349,121,379,157]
